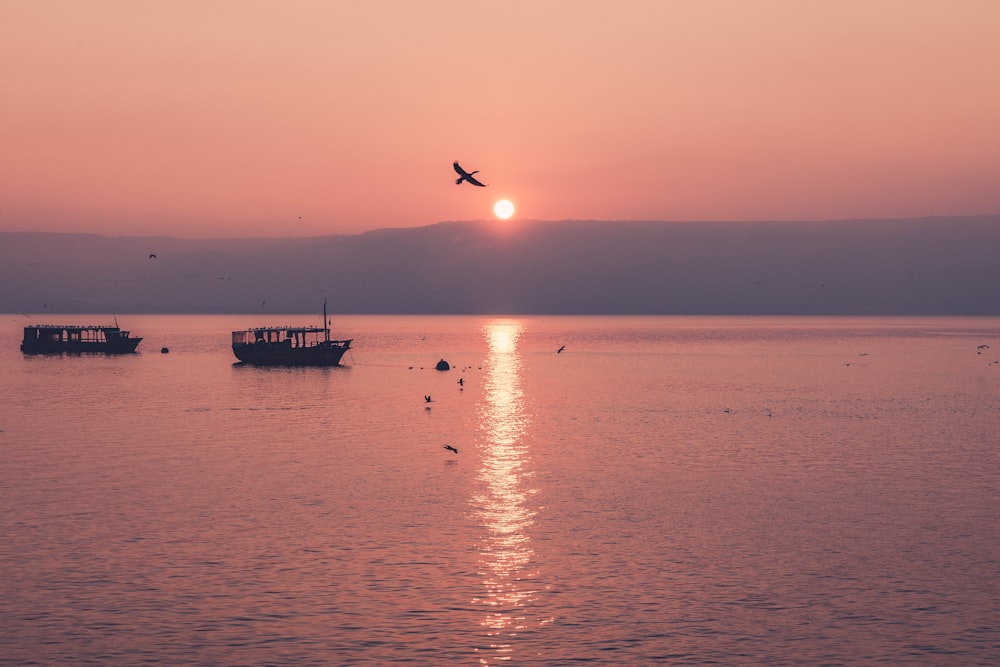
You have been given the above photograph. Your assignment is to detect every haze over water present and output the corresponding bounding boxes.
[2,315,998,665]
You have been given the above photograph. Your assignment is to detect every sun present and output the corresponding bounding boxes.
[493,199,515,220]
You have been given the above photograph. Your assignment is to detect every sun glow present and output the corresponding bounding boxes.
[493,199,515,219]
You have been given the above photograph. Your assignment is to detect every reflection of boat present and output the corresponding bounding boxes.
[21,323,142,354]
[231,301,352,366]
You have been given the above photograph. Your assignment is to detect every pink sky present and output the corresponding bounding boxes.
[2,1,998,238]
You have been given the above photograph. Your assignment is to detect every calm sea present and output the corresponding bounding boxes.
[1,315,998,666]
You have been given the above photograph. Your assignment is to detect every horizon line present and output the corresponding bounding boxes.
[2,213,998,241]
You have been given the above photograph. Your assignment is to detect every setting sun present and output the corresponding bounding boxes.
[493,199,515,220]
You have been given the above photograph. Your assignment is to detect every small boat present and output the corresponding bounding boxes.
[231,300,352,366]
[21,323,142,354]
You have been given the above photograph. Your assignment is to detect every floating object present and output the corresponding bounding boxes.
[20,323,142,354]
[231,299,352,366]
[161,347,169,354]
[435,359,451,371]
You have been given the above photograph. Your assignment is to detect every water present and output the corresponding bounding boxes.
[1,315,998,665]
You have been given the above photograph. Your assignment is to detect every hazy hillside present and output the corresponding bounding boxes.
[2,217,998,315]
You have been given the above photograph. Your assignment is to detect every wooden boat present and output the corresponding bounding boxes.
[231,301,352,366]
[21,323,142,354]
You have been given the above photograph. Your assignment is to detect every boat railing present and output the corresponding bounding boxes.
[24,325,123,344]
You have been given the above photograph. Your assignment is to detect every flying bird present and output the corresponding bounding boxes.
[454,161,487,187]
[557,345,566,353]
[443,444,458,454]
[424,395,432,403]
[148,254,157,259]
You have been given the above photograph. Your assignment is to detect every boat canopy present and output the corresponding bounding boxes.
[23,325,127,344]
[232,326,330,348]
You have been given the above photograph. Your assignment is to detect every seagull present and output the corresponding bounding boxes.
[148,253,157,259]
[424,395,432,403]
[457,378,464,386]
[454,161,487,187]
[557,345,566,353]
[978,344,991,350]
[443,444,458,454]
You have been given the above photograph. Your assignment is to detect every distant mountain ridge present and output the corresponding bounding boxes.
[2,216,998,315]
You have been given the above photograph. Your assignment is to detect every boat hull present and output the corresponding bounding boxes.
[21,339,142,354]
[232,340,351,366]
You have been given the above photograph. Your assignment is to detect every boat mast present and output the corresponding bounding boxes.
[323,298,330,342]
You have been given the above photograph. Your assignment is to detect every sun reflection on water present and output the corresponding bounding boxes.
[472,321,545,664]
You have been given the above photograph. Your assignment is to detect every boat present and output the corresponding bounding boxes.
[21,323,142,354]
[231,301,352,366]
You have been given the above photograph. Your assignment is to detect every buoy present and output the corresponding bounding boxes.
[435,359,450,371]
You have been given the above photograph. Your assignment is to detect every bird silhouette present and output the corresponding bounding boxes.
[443,444,458,454]
[148,254,157,259]
[557,345,566,353]
[424,395,432,403]
[454,161,487,187]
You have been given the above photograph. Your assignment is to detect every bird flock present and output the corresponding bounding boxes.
[429,343,568,459]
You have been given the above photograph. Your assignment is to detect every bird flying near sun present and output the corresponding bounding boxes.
[454,161,487,187]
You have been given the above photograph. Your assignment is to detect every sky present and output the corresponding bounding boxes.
[2,1,999,238]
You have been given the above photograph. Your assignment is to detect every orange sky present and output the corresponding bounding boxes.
[2,1,998,237]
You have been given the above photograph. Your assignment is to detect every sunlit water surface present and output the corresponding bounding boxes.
[1,315,998,665]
